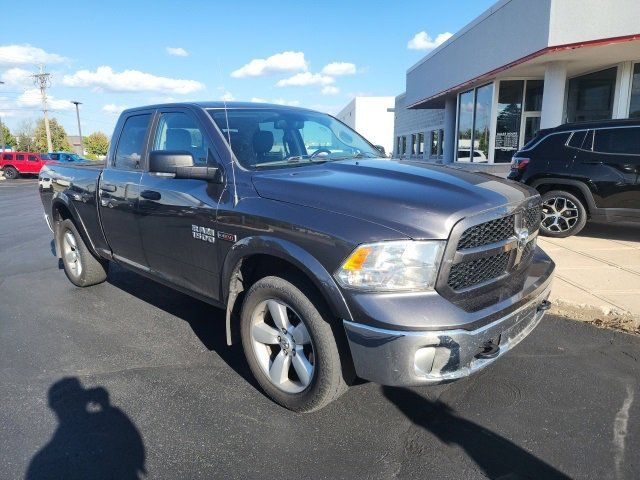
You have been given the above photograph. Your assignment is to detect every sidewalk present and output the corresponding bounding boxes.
[538,222,640,319]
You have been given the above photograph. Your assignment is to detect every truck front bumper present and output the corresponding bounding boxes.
[343,283,551,386]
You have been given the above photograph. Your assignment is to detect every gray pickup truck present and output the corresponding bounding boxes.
[39,102,554,412]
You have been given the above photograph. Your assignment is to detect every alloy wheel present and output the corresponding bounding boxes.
[541,196,579,233]
[250,299,315,393]
[62,230,83,277]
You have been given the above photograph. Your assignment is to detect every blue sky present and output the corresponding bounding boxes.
[0,0,494,137]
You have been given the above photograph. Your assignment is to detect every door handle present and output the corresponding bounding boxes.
[100,183,117,193]
[140,190,161,201]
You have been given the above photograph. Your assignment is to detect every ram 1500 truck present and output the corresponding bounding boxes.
[39,102,554,412]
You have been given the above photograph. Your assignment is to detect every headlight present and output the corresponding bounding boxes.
[335,240,445,291]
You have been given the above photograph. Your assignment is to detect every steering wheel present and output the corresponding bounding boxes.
[309,148,332,158]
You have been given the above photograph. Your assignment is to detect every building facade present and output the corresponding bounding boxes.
[336,96,395,155]
[394,0,640,174]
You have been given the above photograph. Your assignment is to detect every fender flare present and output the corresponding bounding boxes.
[220,235,353,345]
[530,178,597,213]
[50,193,100,258]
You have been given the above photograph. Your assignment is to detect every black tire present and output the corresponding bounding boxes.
[240,275,347,412]
[56,219,108,287]
[540,190,587,238]
[3,166,19,180]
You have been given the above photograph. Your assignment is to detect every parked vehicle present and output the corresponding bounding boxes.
[39,102,554,412]
[43,152,86,162]
[1,151,49,179]
[457,148,488,162]
[509,119,640,237]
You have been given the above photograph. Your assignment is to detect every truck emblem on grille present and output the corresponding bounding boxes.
[517,228,529,250]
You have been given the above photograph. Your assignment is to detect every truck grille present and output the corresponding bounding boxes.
[447,252,510,290]
[442,203,541,292]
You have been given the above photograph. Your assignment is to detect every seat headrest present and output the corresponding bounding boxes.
[165,128,192,151]
[253,130,274,154]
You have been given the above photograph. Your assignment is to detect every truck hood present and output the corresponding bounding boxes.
[251,159,535,239]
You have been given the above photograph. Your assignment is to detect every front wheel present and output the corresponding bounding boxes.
[240,275,347,412]
[3,166,19,180]
[540,190,587,238]
[56,219,108,287]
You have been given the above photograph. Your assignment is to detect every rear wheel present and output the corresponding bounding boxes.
[240,275,347,412]
[3,166,19,180]
[57,219,108,286]
[540,190,587,238]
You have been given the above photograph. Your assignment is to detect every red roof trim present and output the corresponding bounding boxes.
[408,33,640,109]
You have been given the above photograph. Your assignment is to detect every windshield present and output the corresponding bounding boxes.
[207,108,384,169]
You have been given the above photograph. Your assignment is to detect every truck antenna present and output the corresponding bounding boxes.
[218,59,239,206]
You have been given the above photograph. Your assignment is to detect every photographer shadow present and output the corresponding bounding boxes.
[26,377,146,480]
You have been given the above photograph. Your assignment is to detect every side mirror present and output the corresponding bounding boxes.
[149,150,220,182]
[374,145,386,156]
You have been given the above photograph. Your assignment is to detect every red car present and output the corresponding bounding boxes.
[1,151,50,179]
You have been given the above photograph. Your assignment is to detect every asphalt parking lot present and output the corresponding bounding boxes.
[1,179,639,480]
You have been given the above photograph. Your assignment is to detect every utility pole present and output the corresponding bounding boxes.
[32,65,53,153]
[0,80,5,152]
[71,101,83,155]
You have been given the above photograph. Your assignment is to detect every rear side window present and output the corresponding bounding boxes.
[567,130,588,149]
[114,114,151,169]
[3,153,13,161]
[534,132,571,157]
[28,155,38,162]
[593,127,640,155]
[16,154,25,161]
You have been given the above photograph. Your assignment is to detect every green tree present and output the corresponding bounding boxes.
[15,119,36,152]
[0,123,17,150]
[34,118,72,152]
[84,131,110,159]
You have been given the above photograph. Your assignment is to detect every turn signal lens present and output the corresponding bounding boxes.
[335,240,445,291]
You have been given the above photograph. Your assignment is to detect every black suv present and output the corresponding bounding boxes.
[508,119,640,237]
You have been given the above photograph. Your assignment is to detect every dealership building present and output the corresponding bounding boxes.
[336,96,395,155]
[393,0,640,174]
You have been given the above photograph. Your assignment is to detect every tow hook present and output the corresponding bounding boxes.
[537,300,552,312]
[476,336,501,359]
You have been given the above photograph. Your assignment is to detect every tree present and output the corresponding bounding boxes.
[34,118,72,152]
[0,123,17,150]
[14,119,36,152]
[84,131,110,159]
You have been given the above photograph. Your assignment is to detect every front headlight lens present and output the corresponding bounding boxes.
[335,240,445,291]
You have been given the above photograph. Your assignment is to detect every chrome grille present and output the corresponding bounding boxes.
[524,205,542,231]
[447,252,510,290]
[458,215,515,250]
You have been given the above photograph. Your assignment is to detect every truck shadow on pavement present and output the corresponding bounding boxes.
[382,386,570,480]
[105,263,259,388]
[26,377,146,480]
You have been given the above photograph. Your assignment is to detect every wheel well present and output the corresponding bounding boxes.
[534,183,591,216]
[226,253,356,383]
[52,202,73,222]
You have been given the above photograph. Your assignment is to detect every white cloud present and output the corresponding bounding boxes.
[407,31,453,50]
[63,66,205,94]
[166,47,189,57]
[321,85,340,95]
[250,97,268,103]
[17,88,73,110]
[219,90,235,101]
[0,44,68,66]
[102,104,128,115]
[231,51,307,78]
[276,72,334,87]
[0,67,32,87]
[321,62,356,76]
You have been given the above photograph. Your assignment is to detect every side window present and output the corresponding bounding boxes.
[16,154,25,161]
[28,155,38,162]
[114,114,151,170]
[153,112,209,165]
[534,132,571,157]
[593,127,640,155]
[50,153,59,161]
[3,153,13,161]
[567,130,587,149]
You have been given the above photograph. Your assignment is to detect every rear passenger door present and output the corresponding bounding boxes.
[99,112,152,268]
[579,127,640,210]
[26,154,42,174]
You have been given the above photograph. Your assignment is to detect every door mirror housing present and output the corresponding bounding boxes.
[149,150,221,182]
[374,145,386,156]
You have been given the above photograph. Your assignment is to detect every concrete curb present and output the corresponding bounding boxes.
[550,300,640,335]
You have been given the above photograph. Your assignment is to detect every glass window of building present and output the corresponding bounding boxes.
[401,136,407,154]
[430,130,439,157]
[438,130,444,156]
[525,80,544,111]
[417,133,424,155]
[566,67,617,123]
[630,63,640,118]
[473,84,492,161]
[456,89,474,162]
[495,80,524,163]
